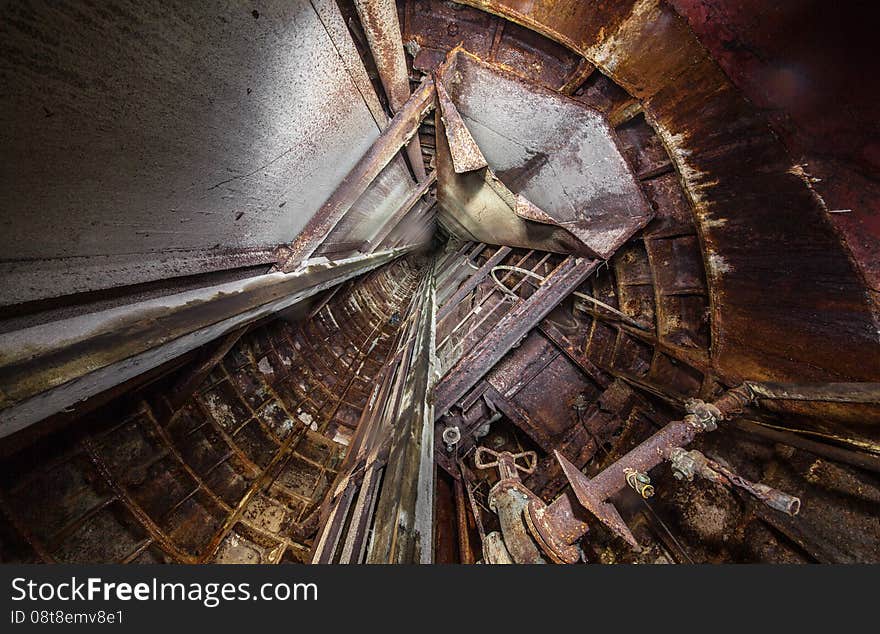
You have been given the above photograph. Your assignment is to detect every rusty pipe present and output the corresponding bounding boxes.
[670,449,801,516]
[591,394,743,500]
[453,478,474,564]
[586,418,700,502]
[528,389,753,558]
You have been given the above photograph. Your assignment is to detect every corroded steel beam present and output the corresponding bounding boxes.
[745,382,880,404]
[368,259,437,563]
[433,256,599,420]
[166,324,250,412]
[278,77,437,272]
[437,245,512,321]
[0,248,409,438]
[364,171,436,252]
[353,0,426,180]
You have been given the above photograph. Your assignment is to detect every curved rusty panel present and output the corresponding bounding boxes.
[441,0,880,383]
[435,50,652,259]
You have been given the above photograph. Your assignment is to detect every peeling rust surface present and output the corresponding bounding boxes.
[0,259,422,563]
[354,0,427,180]
[447,0,880,385]
[435,50,652,259]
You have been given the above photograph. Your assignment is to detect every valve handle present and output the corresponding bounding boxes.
[475,447,537,474]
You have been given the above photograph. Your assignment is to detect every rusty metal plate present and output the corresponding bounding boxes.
[0,0,389,304]
[435,50,652,258]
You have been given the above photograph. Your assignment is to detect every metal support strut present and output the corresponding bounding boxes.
[476,385,802,564]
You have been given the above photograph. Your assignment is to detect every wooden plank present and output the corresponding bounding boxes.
[367,260,436,563]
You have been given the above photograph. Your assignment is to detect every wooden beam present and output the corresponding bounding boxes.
[367,260,437,563]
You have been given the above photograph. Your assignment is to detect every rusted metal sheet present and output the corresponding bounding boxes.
[278,77,437,271]
[436,79,488,173]
[668,0,880,298]
[353,0,426,180]
[0,0,389,304]
[312,0,389,127]
[436,95,584,253]
[451,0,880,387]
[456,0,699,98]
[487,333,597,441]
[525,382,634,499]
[435,110,587,255]
[0,249,279,309]
[0,248,409,437]
[364,172,437,252]
[434,50,652,258]
[745,382,880,404]
[644,55,880,384]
